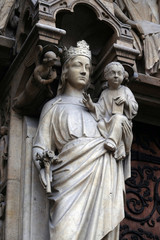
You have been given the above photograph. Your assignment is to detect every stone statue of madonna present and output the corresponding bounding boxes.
[33,40,138,240]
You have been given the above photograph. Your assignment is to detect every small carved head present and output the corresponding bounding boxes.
[104,62,125,77]
[104,62,128,88]
[43,51,58,63]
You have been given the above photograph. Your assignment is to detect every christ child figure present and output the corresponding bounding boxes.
[83,62,138,160]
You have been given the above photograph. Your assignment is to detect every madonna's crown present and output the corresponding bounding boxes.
[62,40,91,64]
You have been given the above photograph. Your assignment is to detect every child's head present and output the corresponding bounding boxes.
[104,62,126,89]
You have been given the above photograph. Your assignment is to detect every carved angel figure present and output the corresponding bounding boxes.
[13,45,58,111]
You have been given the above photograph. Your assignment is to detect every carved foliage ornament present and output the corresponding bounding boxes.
[120,164,160,240]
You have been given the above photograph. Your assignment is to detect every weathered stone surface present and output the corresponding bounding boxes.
[0,0,15,31]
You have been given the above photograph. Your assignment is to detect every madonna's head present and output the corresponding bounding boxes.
[57,40,92,95]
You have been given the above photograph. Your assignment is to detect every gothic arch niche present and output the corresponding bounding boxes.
[56,3,115,66]
[55,3,138,97]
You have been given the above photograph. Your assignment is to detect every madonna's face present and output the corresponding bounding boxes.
[65,55,91,90]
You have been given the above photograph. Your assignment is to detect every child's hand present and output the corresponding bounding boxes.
[82,92,95,113]
[114,96,127,106]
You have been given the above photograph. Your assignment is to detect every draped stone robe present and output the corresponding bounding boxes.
[33,95,131,240]
[115,0,160,74]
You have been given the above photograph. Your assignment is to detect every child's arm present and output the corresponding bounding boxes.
[82,92,95,113]
[83,91,107,121]
[33,65,44,84]
[33,66,57,85]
